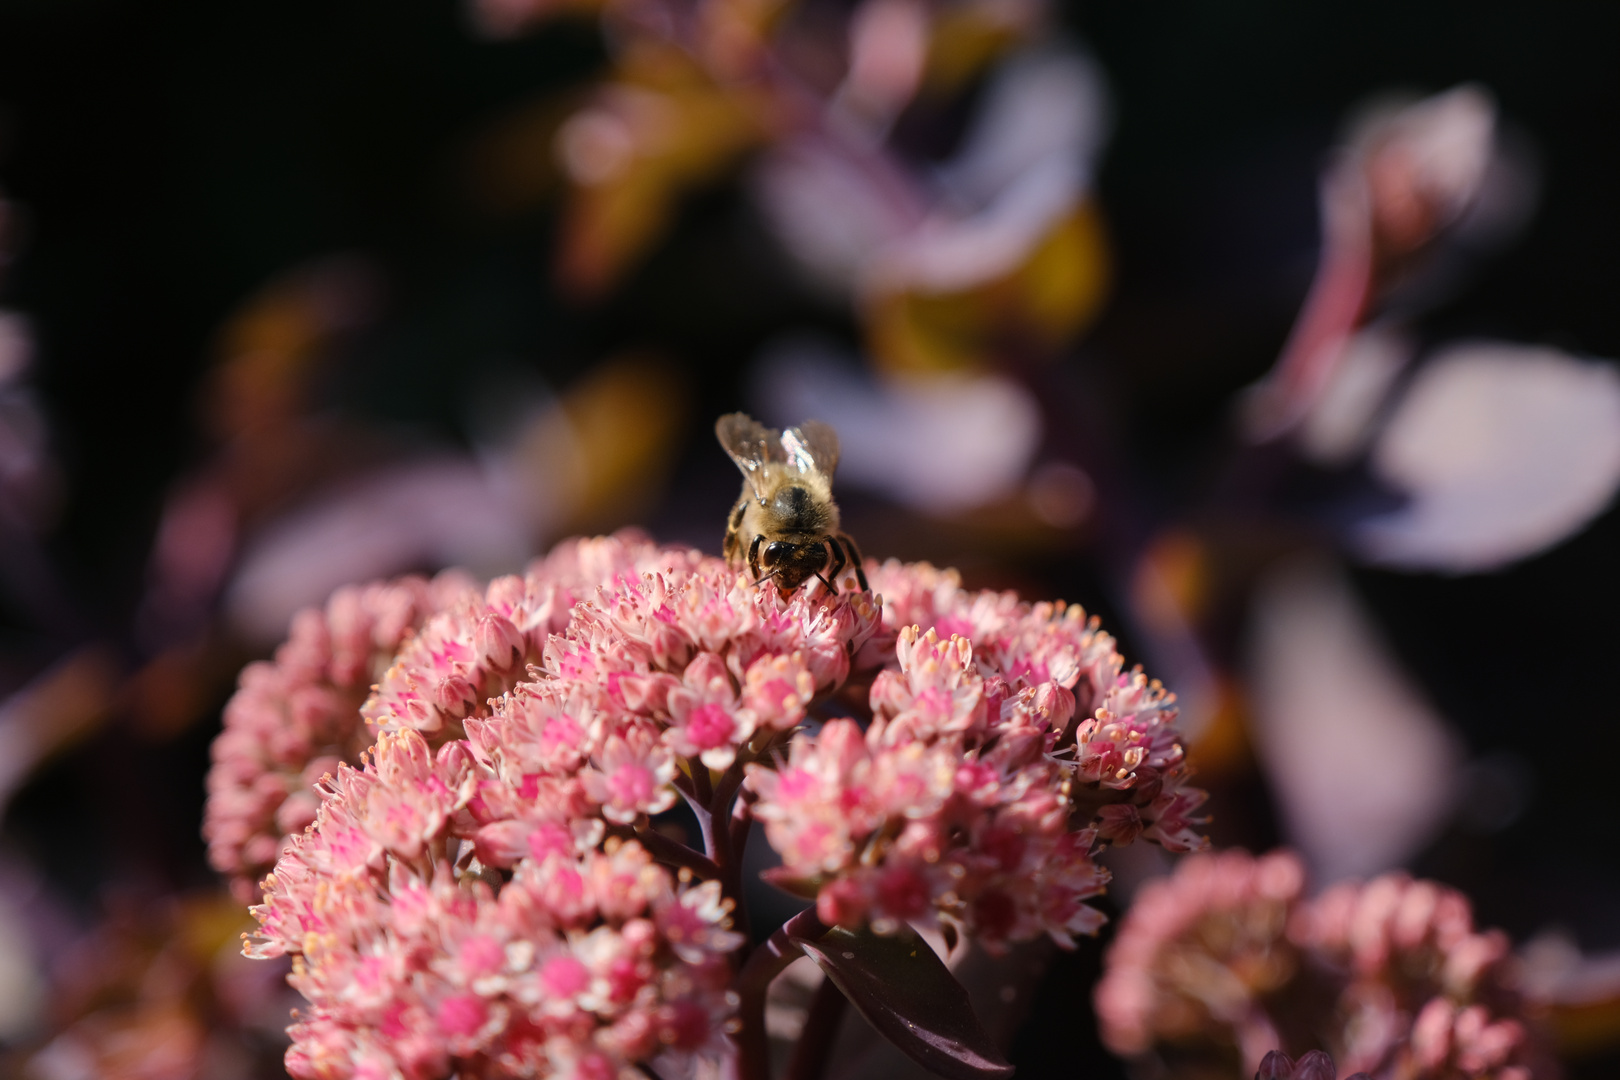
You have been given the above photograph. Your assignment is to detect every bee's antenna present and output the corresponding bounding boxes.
[813,572,835,594]
[753,568,782,590]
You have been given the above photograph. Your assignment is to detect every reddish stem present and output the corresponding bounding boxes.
[629,823,720,880]
[723,789,757,944]
[729,908,830,1080]
[783,973,847,1080]
[678,785,718,863]
[690,756,715,805]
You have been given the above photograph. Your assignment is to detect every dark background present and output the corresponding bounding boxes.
[1,0,1618,1074]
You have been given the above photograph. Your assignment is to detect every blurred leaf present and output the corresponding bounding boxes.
[0,648,119,809]
[1015,201,1111,343]
[923,3,1036,93]
[509,353,689,532]
[753,341,1042,512]
[556,43,767,296]
[1248,557,1461,881]
[208,257,380,442]
[1355,343,1620,572]
[792,925,1015,1080]
[694,0,794,80]
[1522,933,1620,1058]
[868,201,1109,372]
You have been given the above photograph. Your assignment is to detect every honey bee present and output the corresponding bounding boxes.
[716,412,869,593]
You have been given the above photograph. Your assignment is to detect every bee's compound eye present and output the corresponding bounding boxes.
[762,541,793,567]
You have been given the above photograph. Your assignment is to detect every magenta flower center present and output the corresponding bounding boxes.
[437,993,488,1037]
[526,823,573,860]
[685,703,735,749]
[607,763,656,806]
[540,955,590,998]
[459,935,505,978]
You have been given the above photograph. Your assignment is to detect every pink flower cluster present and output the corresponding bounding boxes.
[1295,874,1547,1080]
[744,560,1207,949]
[206,533,686,901]
[357,535,709,745]
[1095,850,1553,1080]
[749,624,1105,949]
[205,570,476,900]
[252,732,741,1080]
[872,561,1208,854]
[1096,849,1310,1065]
[228,536,1206,1076]
[244,536,881,1077]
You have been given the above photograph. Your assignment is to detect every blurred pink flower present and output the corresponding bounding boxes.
[1095,849,1553,1080]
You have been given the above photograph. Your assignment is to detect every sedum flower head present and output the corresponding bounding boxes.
[204,570,478,901]
[225,535,1206,1076]
[748,557,1210,950]
[206,533,689,901]
[251,732,744,1080]
[1095,850,1554,1080]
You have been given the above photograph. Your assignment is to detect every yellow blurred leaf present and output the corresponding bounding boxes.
[922,3,1029,94]
[695,0,794,80]
[508,354,689,532]
[172,894,257,965]
[867,200,1109,373]
[1546,995,1620,1058]
[1013,199,1110,343]
[0,647,119,808]
[556,44,770,296]
[207,258,375,440]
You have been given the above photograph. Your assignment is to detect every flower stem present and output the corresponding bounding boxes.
[783,973,847,1080]
[723,789,756,943]
[691,756,715,805]
[729,787,756,858]
[630,823,720,880]
[708,754,755,939]
[678,785,718,862]
[730,908,829,1080]
[710,757,749,825]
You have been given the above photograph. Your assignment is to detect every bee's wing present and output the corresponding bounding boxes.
[783,419,840,479]
[716,412,781,502]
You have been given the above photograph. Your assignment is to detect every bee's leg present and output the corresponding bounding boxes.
[837,533,869,592]
[748,535,764,582]
[824,537,846,592]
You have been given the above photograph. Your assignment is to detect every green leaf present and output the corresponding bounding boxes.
[792,926,1015,1079]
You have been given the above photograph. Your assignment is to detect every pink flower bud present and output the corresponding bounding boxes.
[1034,681,1076,730]
[434,673,476,714]
[1411,997,1456,1069]
[475,612,525,670]
[1096,803,1143,844]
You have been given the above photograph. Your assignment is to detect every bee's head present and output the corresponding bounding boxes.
[760,536,827,589]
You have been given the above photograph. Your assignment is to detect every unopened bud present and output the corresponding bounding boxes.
[1096,803,1143,845]
[435,673,477,713]
[475,613,525,670]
